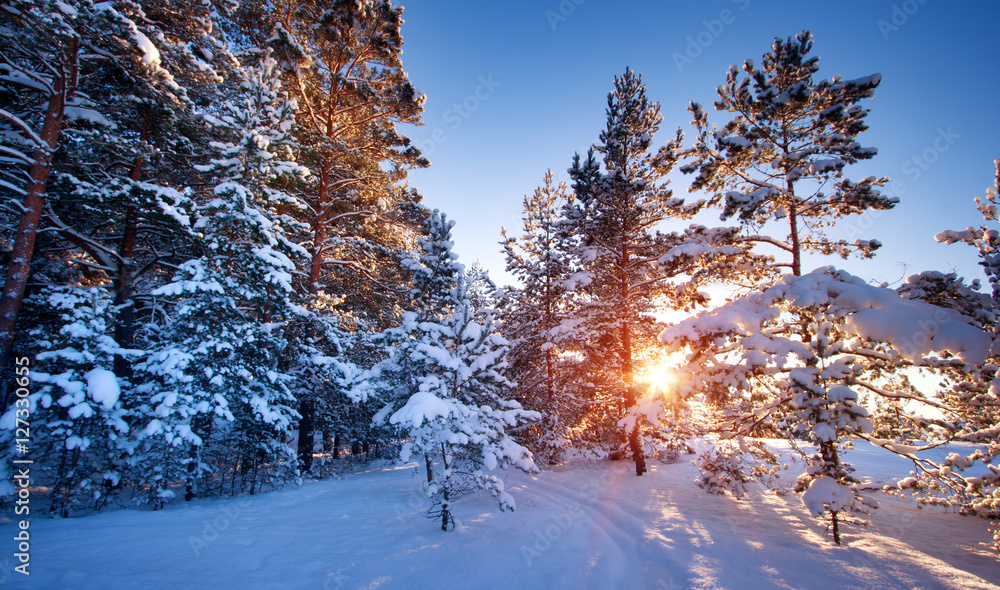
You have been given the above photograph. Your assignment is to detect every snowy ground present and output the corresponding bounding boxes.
[1,442,998,590]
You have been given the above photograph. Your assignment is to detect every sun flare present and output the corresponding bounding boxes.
[644,364,677,395]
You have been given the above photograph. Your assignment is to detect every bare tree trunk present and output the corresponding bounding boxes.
[297,397,315,473]
[441,486,451,532]
[113,110,153,379]
[787,180,801,276]
[184,442,200,502]
[0,40,77,404]
[440,444,451,531]
[295,162,331,473]
[185,415,212,501]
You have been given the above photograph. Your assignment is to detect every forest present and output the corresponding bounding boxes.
[0,0,998,566]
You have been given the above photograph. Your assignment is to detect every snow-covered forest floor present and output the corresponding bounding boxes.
[1,441,997,590]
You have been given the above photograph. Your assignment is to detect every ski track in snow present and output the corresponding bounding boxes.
[1,443,998,590]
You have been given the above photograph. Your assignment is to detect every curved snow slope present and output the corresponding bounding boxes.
[1,442,997,589]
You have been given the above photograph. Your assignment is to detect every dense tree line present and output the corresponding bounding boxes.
[0,0,460,514]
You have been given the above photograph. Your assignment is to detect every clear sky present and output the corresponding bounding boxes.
[396,0,1000,289]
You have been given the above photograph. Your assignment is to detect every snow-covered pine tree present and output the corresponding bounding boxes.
[0,286,133,514]
[0,0,244,424]
[663,31,930,543]
[132,54,305,503]
[464,262,499,322]
[565,69,686,475]
[681,30,892,276]
[929,160,1000,551]
[660,267,991,544]
[369,211,539,530]
[264,0,428,306]
[362,209,461,474]
[99,0,236,381]
[559,68,760,475]
[263,0,429,467]
[0,0,235,510]
[499,171,577,463]
[136,255,296,505]
[0,0,200,391]
[0,0,114,380]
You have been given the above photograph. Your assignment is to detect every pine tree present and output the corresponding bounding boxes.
[560,68,758,475]
[929,160,1000,551]
[370,211,538,530]
[131,54,304,502]
[0,0,125,388]
[0,286,132,515]
[661,267,991,544]
[364,210,462,471]
[499,172,576,462]
[265,0,428,301]
[662,31,925,543]
[264,0,429,469]
[681,30,892,276]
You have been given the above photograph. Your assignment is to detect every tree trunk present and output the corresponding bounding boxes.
[440,444,451,531]
[113,110,153,379]
[185,415,212,501]
[184,442,200,502]
[308,161,331,297]
[787,181,801,276]
[621,297,645,475]
[628,422,646,477]
[441,486,451,532]
[297,397,315,473]
[332,432,341,459]
[296,161,330,473]
[0,41,77,403]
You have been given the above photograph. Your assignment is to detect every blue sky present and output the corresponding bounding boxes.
[397,0,1000,289]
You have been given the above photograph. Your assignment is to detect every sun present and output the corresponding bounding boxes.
[644,364,678,396]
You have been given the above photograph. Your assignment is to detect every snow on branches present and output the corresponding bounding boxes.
[661,266,990,543]
[681,30,893,276]
[372,211,538,530]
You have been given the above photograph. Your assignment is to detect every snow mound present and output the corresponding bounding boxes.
[85,368,120,410]
[389,390,451,429]
[802,476,855,517]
